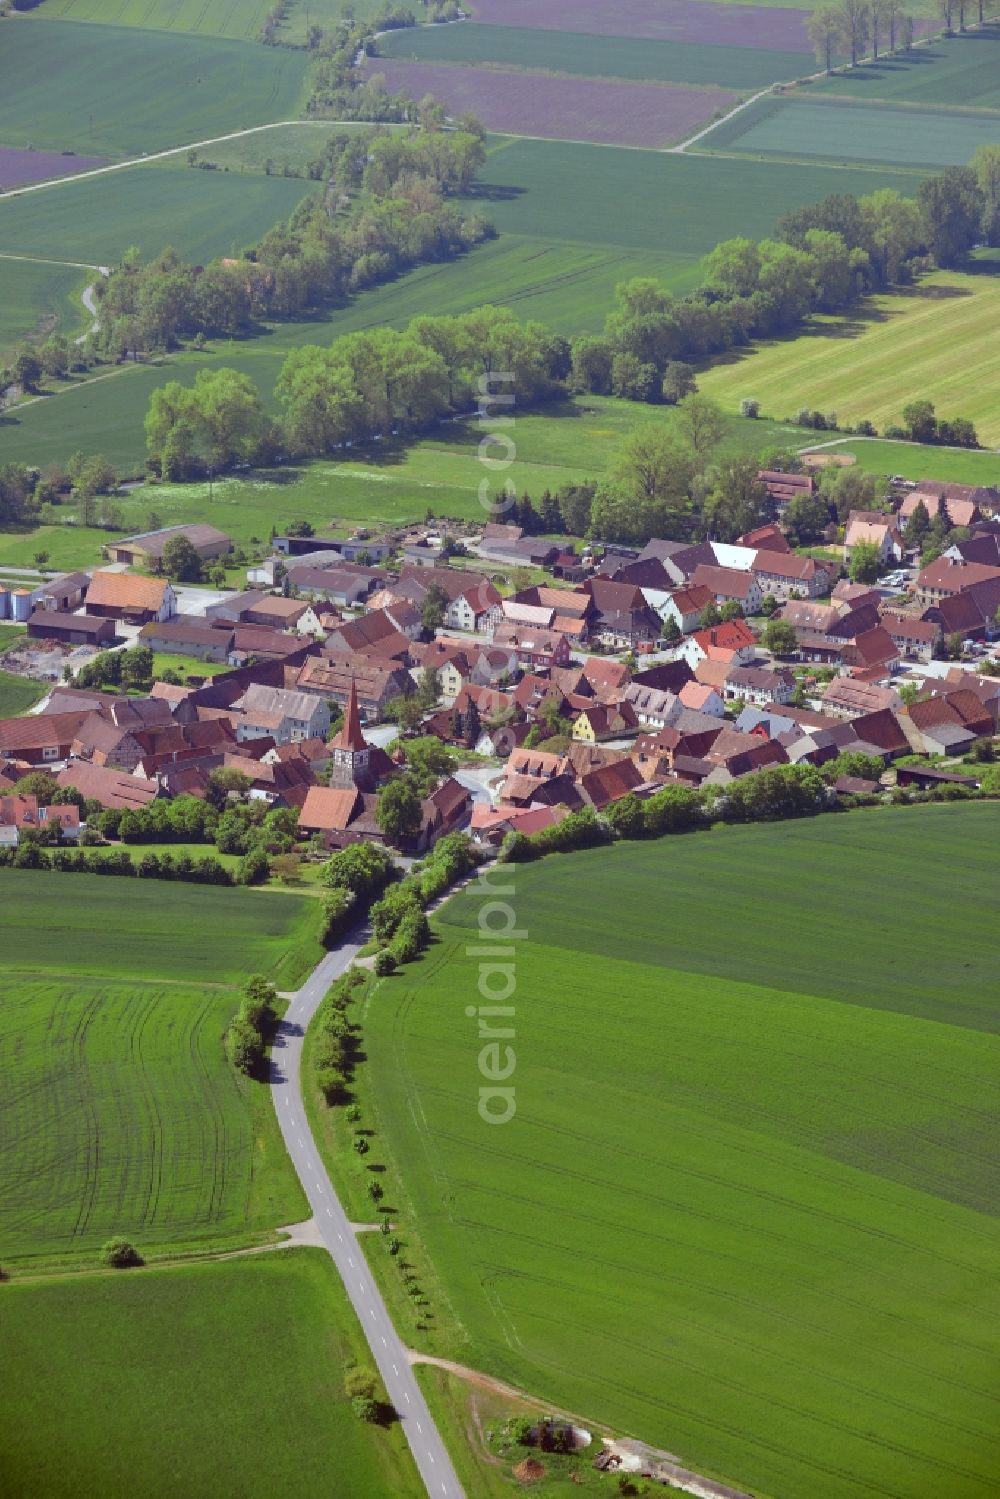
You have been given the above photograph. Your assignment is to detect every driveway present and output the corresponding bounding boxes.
[454,765,503,805]
[363,723,400,750]
[270,939,463,1499]
[172,583,240,616]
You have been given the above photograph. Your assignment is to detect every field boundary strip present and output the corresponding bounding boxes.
[0,251,104,270]
[0,120,336,203]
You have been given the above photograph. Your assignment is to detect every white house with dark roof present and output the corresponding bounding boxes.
[233,684,330,745]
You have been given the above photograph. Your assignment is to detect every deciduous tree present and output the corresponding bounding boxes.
[807,5,847,70]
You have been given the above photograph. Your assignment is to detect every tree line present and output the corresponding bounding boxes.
[808,0,992,71]
[135,144,996,485]
[304,9,466,123]
[144,304,567,477]
[90,121,488,366]
[571,146,1000,406]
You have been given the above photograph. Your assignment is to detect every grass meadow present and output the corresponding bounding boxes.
[697,92,1000,168]
[0,256,88,359]
[350,805,1000,1499]
[0,19,309,159]
[0,869,324,1266]
[375,22,815,90]
[188,120,383,175]
[803,438,1000,485]
[698,264,1000,444]
[812,25,1000,108]
[0,667,47,715]
[0,401,815,569]
[0,1251,421,1499]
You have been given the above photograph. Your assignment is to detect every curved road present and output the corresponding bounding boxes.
[270,940,464,1499]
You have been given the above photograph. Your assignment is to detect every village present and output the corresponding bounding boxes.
[3,467,1000,856]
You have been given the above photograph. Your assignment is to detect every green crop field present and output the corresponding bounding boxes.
[0,668,47,715]
[0,868,323,1265]
[0,162,317,267]
[0,19,309,159]
[356,805,1000,1499]
[696,92,1000,167]
[698,265,1000,444]
[804,438,1000,484]
[0,973,303,1263]
[812,25,1000,108]
[0,866,321,986]
[0,1252,421,1499]
[27,0,275,40]
[376,22,815,91]
[0,256,88,358]
[474,135,920,257]
[33,0,387,39]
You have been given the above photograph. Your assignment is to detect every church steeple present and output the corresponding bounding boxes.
[329,678,370,784]
[332,676,366,754]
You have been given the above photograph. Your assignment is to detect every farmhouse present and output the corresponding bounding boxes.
[678,681,726,717]
[915,555,1000,608]
[285,565,380,608]
[682,620,757,669]
[821,679,901,719]
[293,657,409,719]
[897,486,984,532]
[233,684,330,746]
[840,626,901,676]
[323,610,414,662]
[0,794,79,839]
[229,625,309,664]
[758,469,815,515]
[138,618,233,661]
[751,551,834,601]
[571,702,638,743]
[492,622,571,672]
[739,524,791,554]
[104,523,232,567]
[652,584,714,636]
[71,698,175,771]
[724,664,795,706]
[445,579,503,633]
[0,710,92,766]
[86,571,177,625]
[690,564,763,614]
[417,777,473,850]
[844,512,902,567]
[880,613,940,662]
[626,683,680,728]
[55,761,158,811]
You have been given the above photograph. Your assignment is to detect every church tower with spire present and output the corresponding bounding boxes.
[328,678,371,788]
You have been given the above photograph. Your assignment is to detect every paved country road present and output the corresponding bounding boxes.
[270,939,464,1499]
